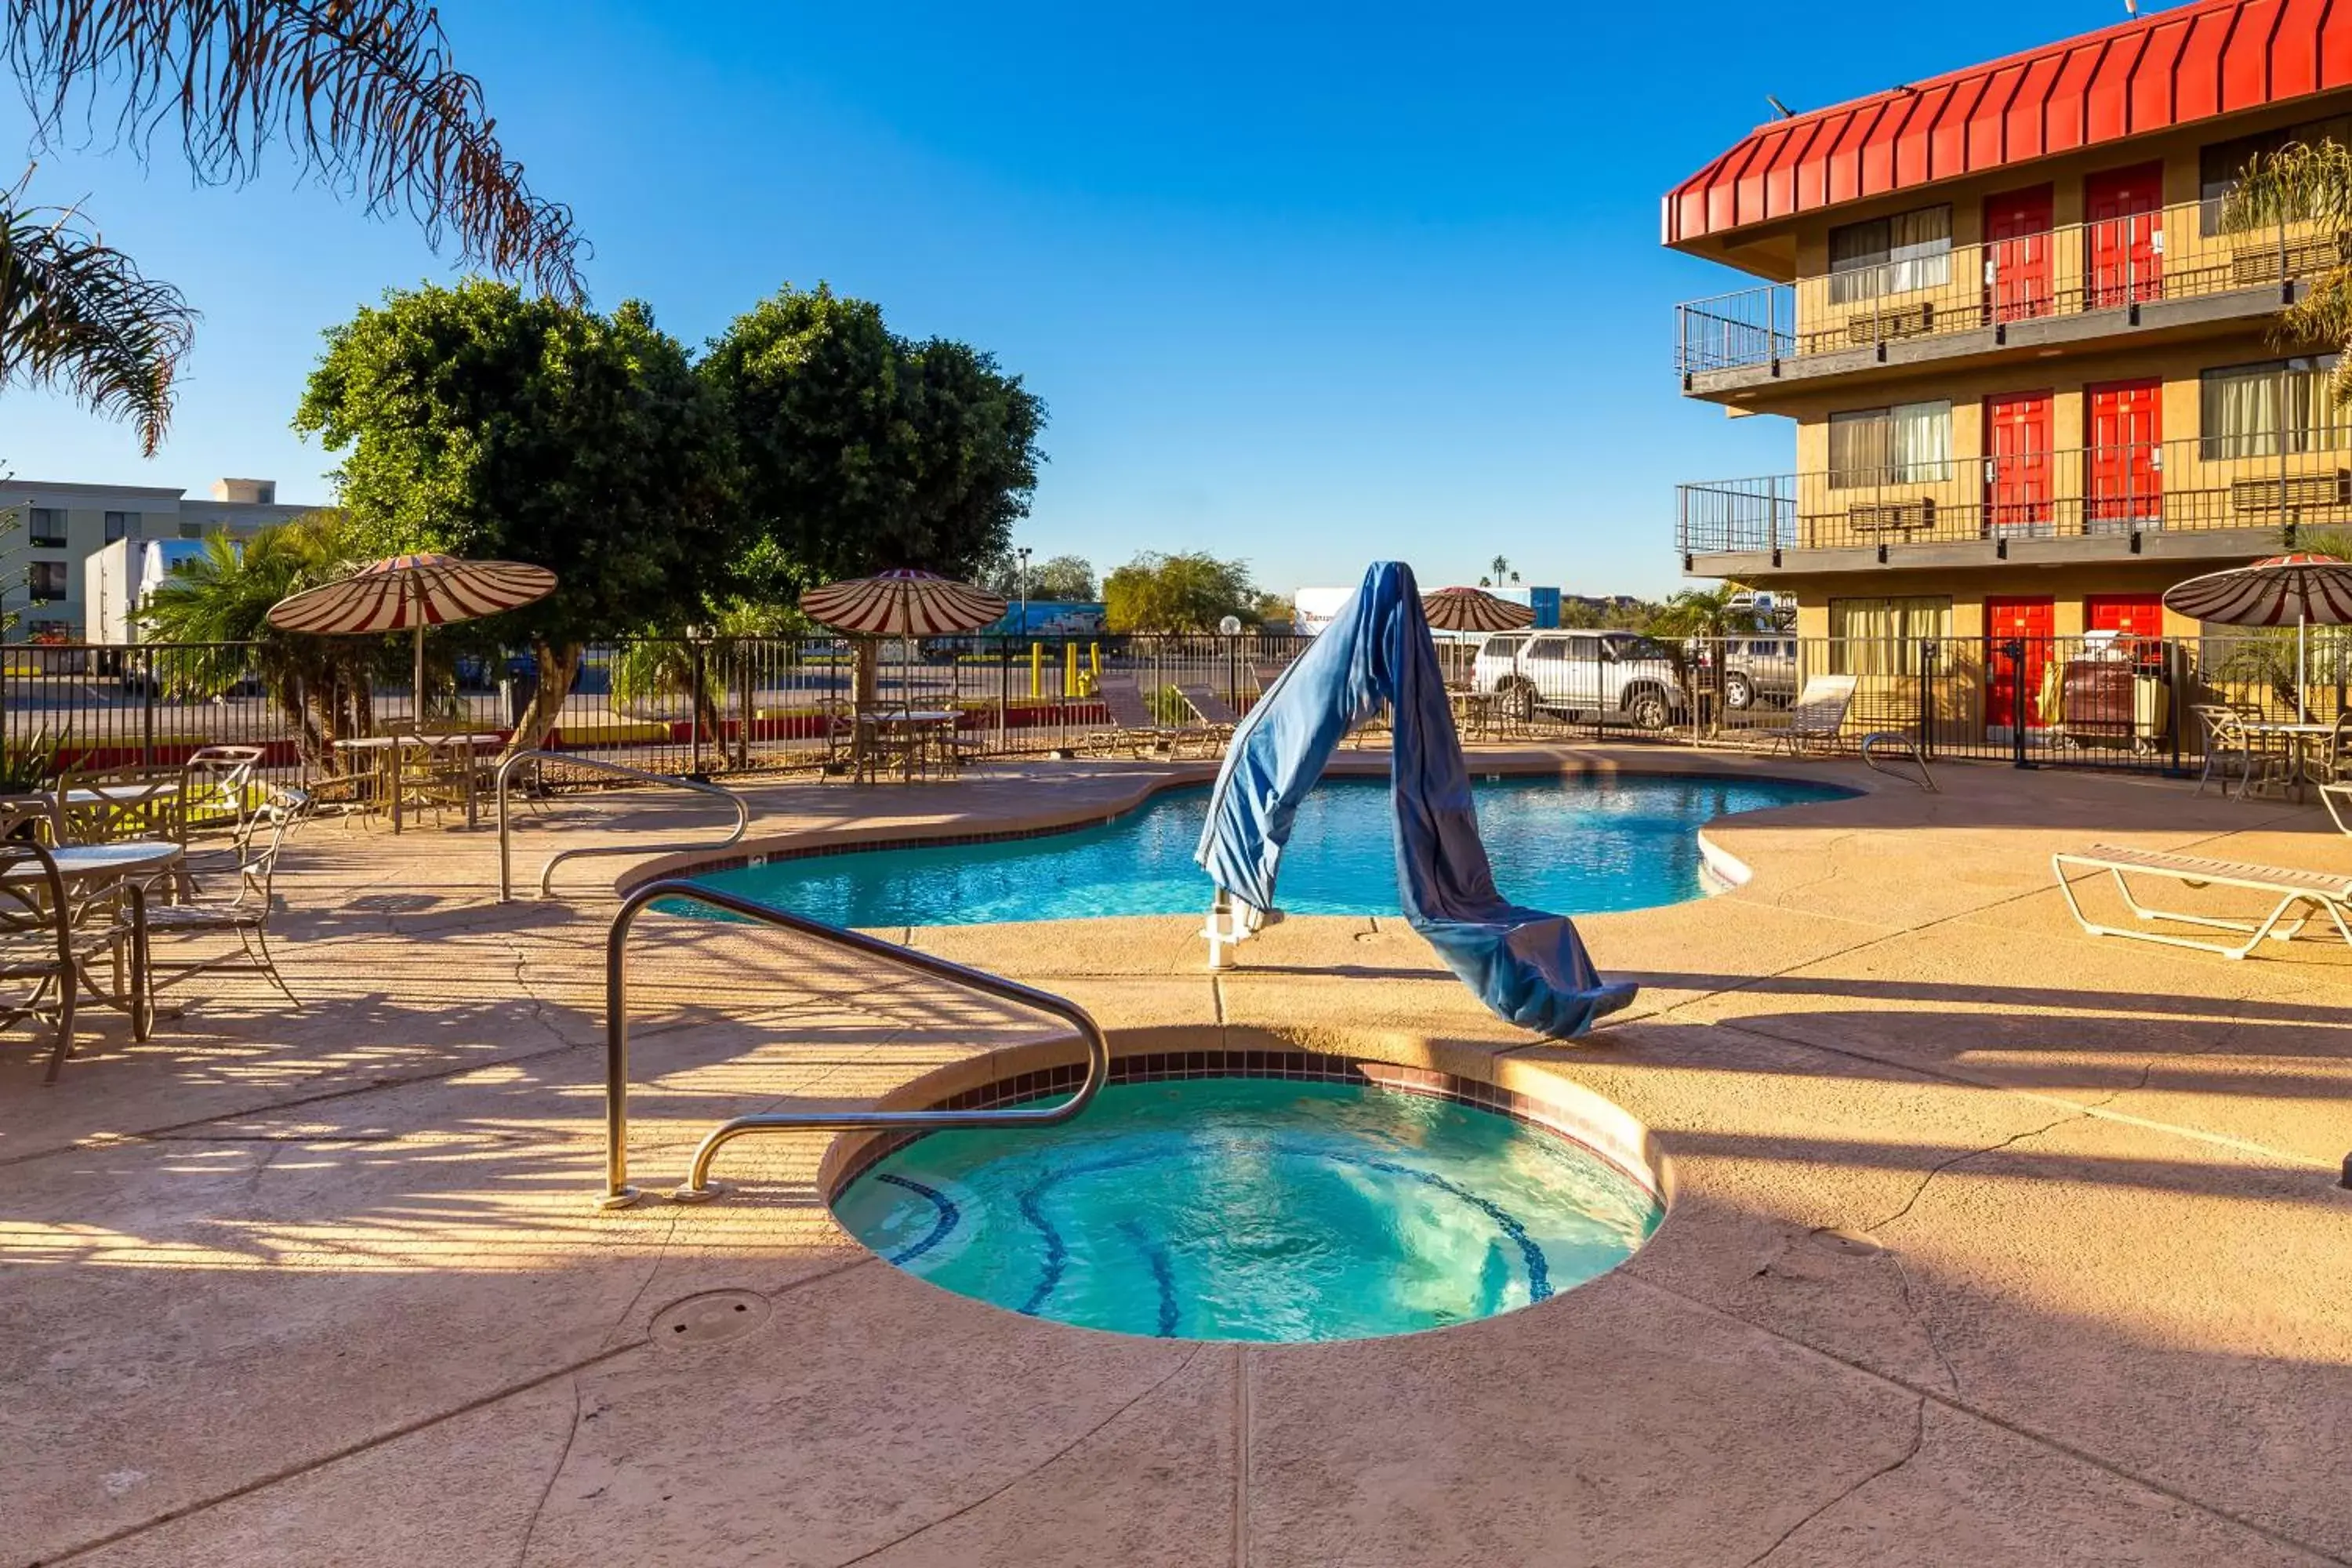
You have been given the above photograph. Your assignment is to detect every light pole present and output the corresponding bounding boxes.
[1016,546,1032,632]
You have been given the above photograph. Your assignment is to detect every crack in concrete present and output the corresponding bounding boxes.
[513,1375,584,1568]
[1616,1271,2348,1566]
[1740,1395,1927,1566]
[831,1344,1209,1567]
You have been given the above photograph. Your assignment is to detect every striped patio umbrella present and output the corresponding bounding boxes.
[1421,586,1535,633]
[799,568,1007,637]
[2163,554,2352,720]
[267,553,558,723]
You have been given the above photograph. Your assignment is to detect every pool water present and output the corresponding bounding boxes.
[833,1078,1663,1342]
[690,773,1849,927]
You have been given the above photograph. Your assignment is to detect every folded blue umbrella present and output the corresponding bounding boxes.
[1195,561,1637,1038]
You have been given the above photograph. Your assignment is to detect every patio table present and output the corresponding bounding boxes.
[42,779,183,844]
[854,711,959,782]
[333,733,506,832]
[0,839,177,1042]
[2238,720,2339,803]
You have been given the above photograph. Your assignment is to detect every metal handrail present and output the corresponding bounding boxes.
[1860,731,1937,793]
[601,879,1110,1207]
[495,750,750,902]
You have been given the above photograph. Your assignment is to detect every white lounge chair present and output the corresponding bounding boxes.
[2051,843,2352,960]
[1754,674,1856,756]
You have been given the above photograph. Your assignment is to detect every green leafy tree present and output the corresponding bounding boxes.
[1103,552,1261,633]
[296,281,738,753]
[702,284,1046,601]
[2,1,582,452]
[2224,142,2352,404]
[1643,581,1753,717]
[136,511,387,768]
[978,550,1096,601]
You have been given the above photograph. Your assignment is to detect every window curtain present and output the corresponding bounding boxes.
[1828,403,1949,488]
[1889,401,1951,481]
[1887,207,1952,292]
[2203,358,2352,455]
[1829,596,1952,676]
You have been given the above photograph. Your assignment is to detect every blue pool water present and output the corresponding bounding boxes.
[832,1078,1664,1342]
[690,773,1850,927]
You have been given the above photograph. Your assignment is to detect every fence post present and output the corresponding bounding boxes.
[1917,638,1937,759]
[2003,640,2034,769]
[2165,638,2188,779]
[140,647,157,768]
[688,639,706,777]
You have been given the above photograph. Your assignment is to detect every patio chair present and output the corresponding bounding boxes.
[0,794,60,846]
[146,786,308,1010]
[180,745,266,839]
[0,841,146,1082]
[1751,675,1857,757]
[2052,843,2352,960]
[2325,712,2352,786]
[2190,704,2290,800]
[0,841,79,1081]
[55,764,186,844]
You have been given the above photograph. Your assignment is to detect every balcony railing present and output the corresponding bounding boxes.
[1678,434,2352,555]
[1675,199,2339,380]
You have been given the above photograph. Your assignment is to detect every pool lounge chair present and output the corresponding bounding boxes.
[1177,684,1241,729]
[1084,673,1174,757]
[2051,843,2352,960]
[1751,675,1857,757]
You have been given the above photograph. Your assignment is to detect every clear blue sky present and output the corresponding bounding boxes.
[2,0,2132,599]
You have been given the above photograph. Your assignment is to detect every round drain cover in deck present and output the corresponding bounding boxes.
[650,1290,770,1349]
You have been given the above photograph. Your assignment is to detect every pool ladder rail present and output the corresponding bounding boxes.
[601,879,1111,1208]
[495,750,752,902]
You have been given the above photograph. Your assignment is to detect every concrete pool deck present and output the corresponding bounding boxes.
[4,745,2350,1566]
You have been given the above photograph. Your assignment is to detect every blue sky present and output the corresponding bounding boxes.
[2,1,2133,598]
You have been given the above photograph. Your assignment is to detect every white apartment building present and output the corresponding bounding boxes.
[2,477,318,641]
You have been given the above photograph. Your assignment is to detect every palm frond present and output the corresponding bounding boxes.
[0,198,194,454]
[7,0,586,297]
[2219,141,2352,233]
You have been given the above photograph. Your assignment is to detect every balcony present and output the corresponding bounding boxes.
[1675,199,2341,397]
[1677,434,2352,568]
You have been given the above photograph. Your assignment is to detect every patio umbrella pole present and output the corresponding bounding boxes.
[414,622,427,731]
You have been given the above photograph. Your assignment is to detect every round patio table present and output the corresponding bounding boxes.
[334,733,505,831]
[2237,719,2339,803]
[0,839,180,1042]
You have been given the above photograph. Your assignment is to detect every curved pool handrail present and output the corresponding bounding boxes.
[602,879,1109,1207]
[495,750,751,902]
[1859,731,1938,793]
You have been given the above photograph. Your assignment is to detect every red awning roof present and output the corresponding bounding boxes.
[1665,0,2352,247]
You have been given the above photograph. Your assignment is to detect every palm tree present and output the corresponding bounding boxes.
[1,0,583,450]
[137,512,385,770]
[610,601,815,768]
[0,198,194,456]
[1490,554,1512,586]
[2223,142,2352,405]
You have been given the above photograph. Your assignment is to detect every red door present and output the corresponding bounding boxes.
[2086,163,2165,307]
[2085,379,2162,531]
[1984,185,2055,322]
[1984,390,2053,536]
[1985,596,2056,732]
[2086,592,2165,667]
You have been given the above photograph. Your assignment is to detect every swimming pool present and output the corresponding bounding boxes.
[831,1076,1664,1342]
[688,772,1851,927]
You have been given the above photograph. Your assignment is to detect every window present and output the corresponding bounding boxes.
[1828,401,1952,488]
[1828,205,1951,303]
[2199,114,2352,230]
[103,510,136,542]
[1483,635,1524,659]
[2200,358,2352,457]
[1828,596,1951,676]
[27,561,69,601]
[27,506,66,546]
[1523,639,1567,662]
[179,521,205,540]
[1602,634,1671,662]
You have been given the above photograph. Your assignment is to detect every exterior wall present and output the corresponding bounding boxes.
[1784,559,2212,642]
[2,481,318,640]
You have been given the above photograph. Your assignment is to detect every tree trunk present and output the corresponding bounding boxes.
[506,640,581,758]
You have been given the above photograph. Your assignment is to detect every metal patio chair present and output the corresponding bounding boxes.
[145,787,309,1011]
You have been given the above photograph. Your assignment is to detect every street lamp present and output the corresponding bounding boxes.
[1016,546,1032,631]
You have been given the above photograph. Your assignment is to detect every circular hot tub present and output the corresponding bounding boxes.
[831,1062,1665,1344]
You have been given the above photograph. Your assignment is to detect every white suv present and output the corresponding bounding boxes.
[1471,630,1687,730]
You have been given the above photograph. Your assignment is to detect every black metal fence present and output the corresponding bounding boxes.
[4,629,2343,786]
[0,634,1314,784]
